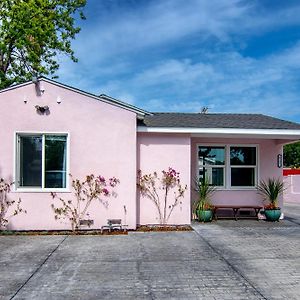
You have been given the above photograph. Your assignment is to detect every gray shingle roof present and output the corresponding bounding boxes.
[138,113,300,130]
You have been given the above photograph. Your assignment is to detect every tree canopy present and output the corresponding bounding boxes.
[0,0,86,89]
[283,141,300,168]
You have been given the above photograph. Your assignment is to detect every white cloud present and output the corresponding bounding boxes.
[71,0,300,65]
[72,0,252,64]
[55,0,300,122]
[99,42,300,118]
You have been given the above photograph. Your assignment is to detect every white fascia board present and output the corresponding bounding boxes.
[137,126,300,139]
[0,78,148,117]
[39,78,149,117]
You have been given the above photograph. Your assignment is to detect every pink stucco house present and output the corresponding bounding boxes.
[1,77,300,230]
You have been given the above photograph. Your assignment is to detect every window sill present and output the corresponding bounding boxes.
[13,188,71,193]
[215,187,257,191]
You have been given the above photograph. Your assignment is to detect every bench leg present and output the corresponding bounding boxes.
[233,208,239,221]
[254,208,260,221]
[213,208,218,220]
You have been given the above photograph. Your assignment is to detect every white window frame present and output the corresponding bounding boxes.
[197,144,226,188]
[14,131,70,193]
[196,144,259,190]
[228,144,258,190]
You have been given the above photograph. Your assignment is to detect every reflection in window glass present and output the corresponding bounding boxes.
[20,136,42,187]
[198,146,225,186]
[231,168,255,186]
[45,136,67,188]
[198,146,225,165]
[199,167,224,186]
[230,147,256,165]
[18,134,67,189]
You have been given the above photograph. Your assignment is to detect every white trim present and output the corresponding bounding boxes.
[42,135,45,189]
[0,78,149,117]
[138,126,300,138]
[197,144,226,188]
[229,144,258,189]
[15,188,70,193]
[195,143,259,191]
[13,131,70,193]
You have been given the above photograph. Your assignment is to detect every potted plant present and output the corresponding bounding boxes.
[257,178,284,222]
[193,177,216,222]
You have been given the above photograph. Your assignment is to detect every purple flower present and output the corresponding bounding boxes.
[97,176,106,183]
[109,177,119,187]
[102,188,109,196]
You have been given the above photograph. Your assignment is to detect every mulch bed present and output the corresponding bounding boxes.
[0,230,128,236]
[0,225,193,235]
[136,225,193,232]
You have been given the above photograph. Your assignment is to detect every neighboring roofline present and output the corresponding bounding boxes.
[0,77,151,117]
[99,93,150,117]
[137,126,300,139]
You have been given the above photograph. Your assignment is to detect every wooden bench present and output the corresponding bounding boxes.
[101,219,128,233]
[213,205,263,221]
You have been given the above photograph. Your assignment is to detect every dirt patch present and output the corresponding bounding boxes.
[0,230,128,236]
[0,225,193,235]
[136,225,193,232]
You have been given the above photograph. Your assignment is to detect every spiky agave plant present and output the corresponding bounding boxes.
[194,177,216,211]
[257,178,284,209]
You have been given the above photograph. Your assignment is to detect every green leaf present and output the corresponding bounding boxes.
[0,0,86,89]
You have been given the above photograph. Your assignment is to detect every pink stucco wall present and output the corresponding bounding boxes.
[137,133,191,225]
[191,138,284,208]
[0,80,137,230]
[284,175,300,203]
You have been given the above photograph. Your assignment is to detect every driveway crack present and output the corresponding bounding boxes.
[10,235,68,300]
[193,230,268,300]
[136,239,155,300]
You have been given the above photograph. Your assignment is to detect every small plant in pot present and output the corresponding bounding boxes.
[193,177,216,222]
[257,178,284,222]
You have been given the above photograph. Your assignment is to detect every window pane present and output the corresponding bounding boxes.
[230,147,256,165]
[45,135,67,188]
[199,167,224,186]
[20,136,42,187]
[198,146,225,165]
[231,168,255,186]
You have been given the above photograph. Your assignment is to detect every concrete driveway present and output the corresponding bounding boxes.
[0,204,299,300]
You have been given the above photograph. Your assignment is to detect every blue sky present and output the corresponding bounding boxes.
[56,0,300,122]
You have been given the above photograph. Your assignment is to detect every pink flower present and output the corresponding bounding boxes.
[97,176,106,183]
[109,177,119,187]
[102,188,109,196]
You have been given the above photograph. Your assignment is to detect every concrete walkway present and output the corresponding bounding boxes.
[0,204,299,300]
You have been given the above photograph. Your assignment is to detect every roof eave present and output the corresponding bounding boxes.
[0,77,151,117]
[137,126,300,139]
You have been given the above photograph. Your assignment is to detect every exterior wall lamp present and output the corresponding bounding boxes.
[277,154,283,168]
[35,105,49,114]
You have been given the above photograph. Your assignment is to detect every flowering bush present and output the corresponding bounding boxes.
[137,168,187,225]
[0,178,26,229]
[51,174,120,231]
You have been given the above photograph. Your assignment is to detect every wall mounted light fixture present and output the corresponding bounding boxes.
[35,105,50,114]
[277,154,283,168]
